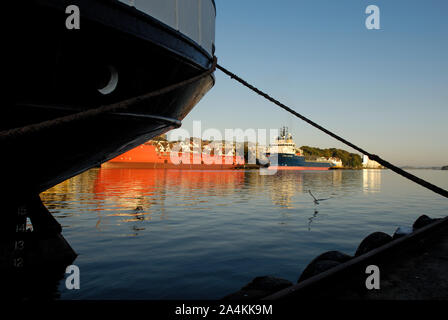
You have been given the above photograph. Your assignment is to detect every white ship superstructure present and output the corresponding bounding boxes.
[269,127,300,155]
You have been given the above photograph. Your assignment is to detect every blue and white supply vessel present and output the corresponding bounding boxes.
[268,127,335,170]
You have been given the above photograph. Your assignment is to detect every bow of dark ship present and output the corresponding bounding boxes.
[3,0,216,286]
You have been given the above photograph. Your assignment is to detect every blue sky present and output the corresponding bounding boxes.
[170,0,448,166]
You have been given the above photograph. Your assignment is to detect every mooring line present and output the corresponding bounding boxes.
[216,63,448,199]
[4,55,446,198]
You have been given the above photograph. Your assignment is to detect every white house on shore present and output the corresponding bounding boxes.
[315,156,343,167]
[362,155,383,169]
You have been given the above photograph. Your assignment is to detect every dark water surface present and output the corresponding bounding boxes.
[40,168,447,299]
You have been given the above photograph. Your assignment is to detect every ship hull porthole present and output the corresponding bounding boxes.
[97,65,119,95]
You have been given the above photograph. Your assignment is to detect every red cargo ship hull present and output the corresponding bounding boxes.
[102,143,245,170]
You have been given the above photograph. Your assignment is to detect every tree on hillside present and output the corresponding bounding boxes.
[153,134,168,142]
[300,146,362,168]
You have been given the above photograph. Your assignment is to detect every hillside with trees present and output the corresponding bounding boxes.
[300,146,362,168]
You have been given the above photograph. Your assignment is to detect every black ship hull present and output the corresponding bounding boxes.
[268,154,335,170]
[8,0,215,199]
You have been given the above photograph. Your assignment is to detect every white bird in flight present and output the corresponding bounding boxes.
[308,190,331,205]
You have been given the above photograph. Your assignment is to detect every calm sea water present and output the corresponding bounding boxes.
[40,168,447,299]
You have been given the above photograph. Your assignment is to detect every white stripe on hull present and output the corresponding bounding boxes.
[119,0,215,55]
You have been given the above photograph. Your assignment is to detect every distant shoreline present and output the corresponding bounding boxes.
[401,167,447,170]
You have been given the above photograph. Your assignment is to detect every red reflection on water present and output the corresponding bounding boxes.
[91,168,246,228]
[94,168,246,201]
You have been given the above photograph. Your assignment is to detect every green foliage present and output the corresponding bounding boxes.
[152,134,168,142]
[300,146,362,168]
